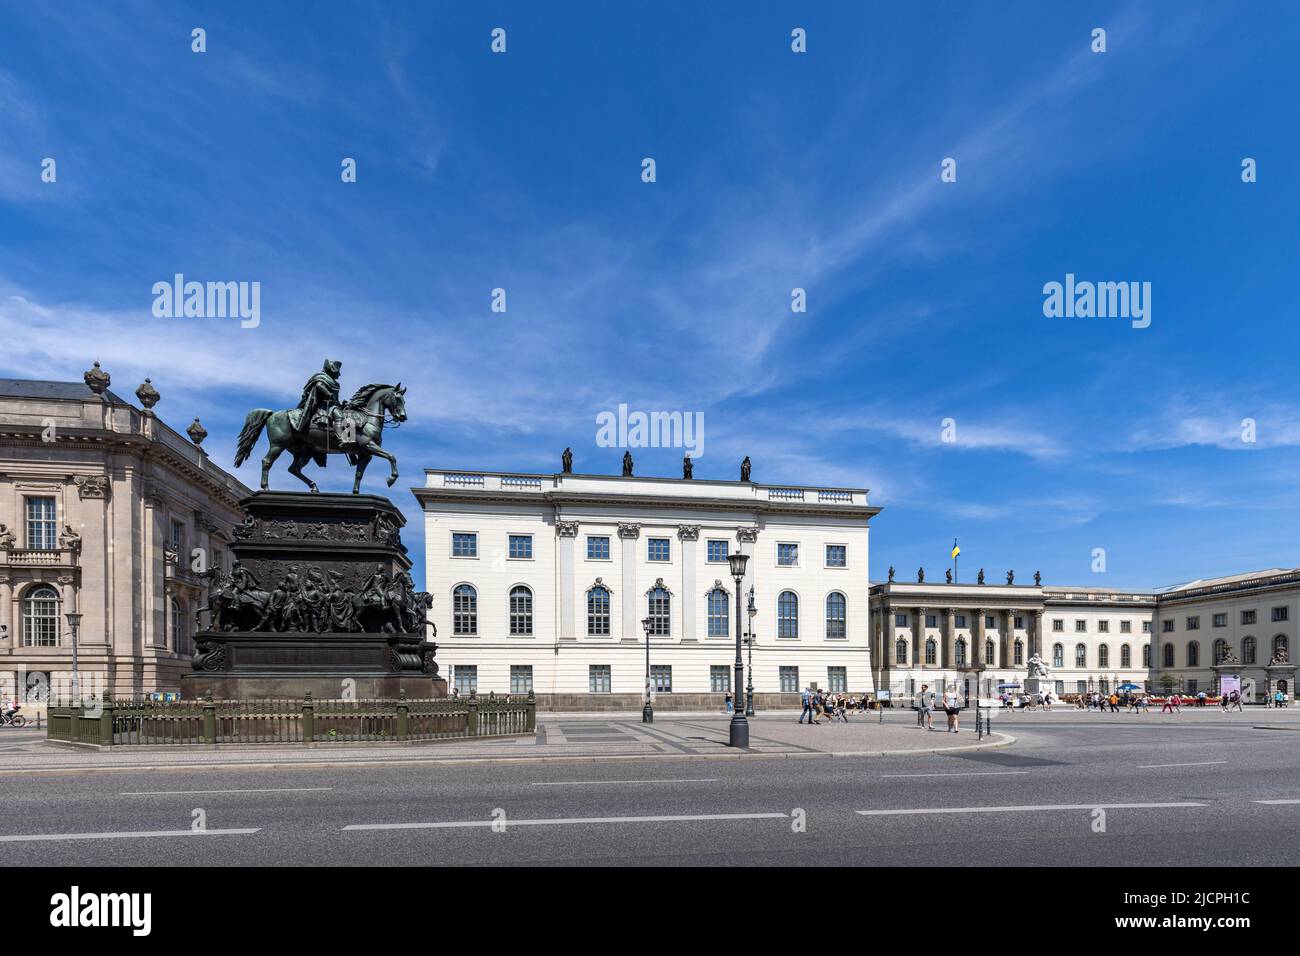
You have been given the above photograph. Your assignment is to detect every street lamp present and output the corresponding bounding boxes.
[727,551,750,747]
[743,585,757,717]
[641,616,654,723]
[65,611,83,704]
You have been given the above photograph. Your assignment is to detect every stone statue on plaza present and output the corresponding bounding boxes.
[233,360,408,493]
[1027,654,1051,678]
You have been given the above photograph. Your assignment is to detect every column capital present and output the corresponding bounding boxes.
[555,520,580,537]
[677,524,701,541]
[617,522,641,540]
[735,526,760,544]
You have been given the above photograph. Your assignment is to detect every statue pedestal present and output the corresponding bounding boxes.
[1024,676,1051,697]
[188,492,442,701]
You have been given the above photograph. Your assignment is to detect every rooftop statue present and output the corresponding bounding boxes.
[233,359,407,494]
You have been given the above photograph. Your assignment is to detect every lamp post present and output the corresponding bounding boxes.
[641,616,653,723]
[743,586,757,716]
[65,611,83,704]
[727,551,750,747]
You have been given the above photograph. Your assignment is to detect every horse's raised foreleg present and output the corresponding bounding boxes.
[353,454,372,495]
[363,445,400,487]
[286,450,319,493]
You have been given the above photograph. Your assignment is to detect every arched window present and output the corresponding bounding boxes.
[1163,643,1174,667]
[647,586,671,636]
[825,592,846,639]
[1014,640,1024,665]
[1187,641,1199,667]
[509,586,533,635]
[1213,638,1227,664]
[22,585,60,647]
[895,638,908,665]
[1243,635,1257,664]
[924,638,937,665]
[1052,643,1064,668]
[707,587,729,637]
[1120,644,1131,668]
[1075,643,1087,668]
[985,639,996,665]
[777,591,799,639]
[1098,644,1109,668]
[1274,634,1289,660]
[587,586,610,636]
[453,584,477,635]
[955,638,967,666]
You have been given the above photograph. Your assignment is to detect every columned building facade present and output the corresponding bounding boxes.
[0,372,247,704]
[415,468,879,705]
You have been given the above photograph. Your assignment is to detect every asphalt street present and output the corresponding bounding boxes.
[1,712,1297,865]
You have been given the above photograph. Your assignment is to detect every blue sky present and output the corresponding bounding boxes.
[3,1,1299,589]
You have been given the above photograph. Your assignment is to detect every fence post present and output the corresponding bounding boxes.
[202,693,216,744]
[467,692,478,737]
[525,690,536,733]
[397,691,409,740]
[99,696,114,747]
[303,692,314,743]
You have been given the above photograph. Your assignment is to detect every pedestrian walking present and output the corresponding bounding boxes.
[917,683,935,731]
[799,686,813,724]
[943,687,961,733]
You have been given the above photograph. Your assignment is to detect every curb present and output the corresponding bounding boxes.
[0,732,1015,776]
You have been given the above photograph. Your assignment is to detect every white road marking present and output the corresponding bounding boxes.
[529,778,718,787]
[857,801,1206,816]
[118,787,333,796]
[1136,761,1227,769]
[344,812,788,831]
[881,771,1031,778]
[0,828,261,843]
[1254,799,1300,805]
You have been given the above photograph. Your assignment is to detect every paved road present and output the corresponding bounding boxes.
[1,713,1296,865]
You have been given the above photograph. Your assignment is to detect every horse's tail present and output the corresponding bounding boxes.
[233,409,273,467]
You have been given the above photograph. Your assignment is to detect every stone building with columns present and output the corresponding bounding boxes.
[870,575,1157,702]
[0,368,248,704]
[414,466,878,706]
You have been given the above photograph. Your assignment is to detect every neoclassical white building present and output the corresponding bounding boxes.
[414,467,879,705]
[0,370,247,704]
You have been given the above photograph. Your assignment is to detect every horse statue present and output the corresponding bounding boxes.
[234,383,407,493]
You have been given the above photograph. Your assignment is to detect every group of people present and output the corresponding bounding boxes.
[999,692,1054,711]
[796,688,869,724]
[914,683,964,733]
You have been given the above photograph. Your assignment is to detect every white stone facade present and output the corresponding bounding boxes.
[415,469,878,700]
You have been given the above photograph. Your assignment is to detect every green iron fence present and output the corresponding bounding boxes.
[46,691,535,747]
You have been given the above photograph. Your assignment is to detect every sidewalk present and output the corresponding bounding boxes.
[1,712,1010,774]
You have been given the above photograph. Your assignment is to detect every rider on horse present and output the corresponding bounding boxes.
[296,359,344,438]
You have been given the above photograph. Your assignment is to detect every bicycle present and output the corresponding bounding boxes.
[0,709,27,729]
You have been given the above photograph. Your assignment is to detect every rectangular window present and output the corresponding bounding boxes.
[827,667,847,693]
[955,614,967,628]
[1241,609,1257,625]
[453,665,477,696]
[1075,620,1087,633]
[508,534,533,559]
[925,614,937,629]
[1143,645,1151,666]
[1054,680,1065,696]
[1212,613,1226,628]
[706,539,729,563]
[777,543,799,567]
[1186,616,1200,630]
[589,665,611,694]
[1162,620,1174,633]
[710,665,731,693]
[510,665,533,694]
[1014,616,1024,629]
[895,613,908,627]
[25,497,58,550]
[986,615,996,629]
[1272,606,1289,622]
[1142,621,1151,633]
[1076,681,1087,695]
[650,665,672,693]
[587,535,610,560]
[825,544,846,567]
[170,519,185,553]
[451,532,477,558]
[1120,620,1131,633]
[647,537,670,562]
[779,666,799,693]
[1052,619,1064,632]
[1098,620,1109,633]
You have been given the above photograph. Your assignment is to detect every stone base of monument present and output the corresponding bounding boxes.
[1023,677,1050,697]
[187,491,443,702]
